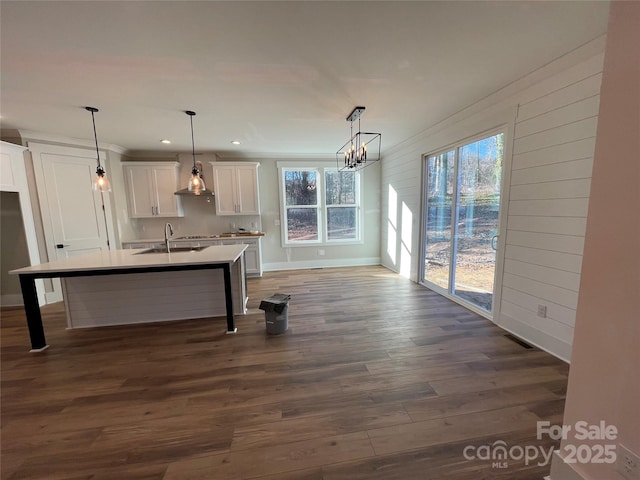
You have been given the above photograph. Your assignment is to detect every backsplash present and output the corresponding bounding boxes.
[120,194,262,242]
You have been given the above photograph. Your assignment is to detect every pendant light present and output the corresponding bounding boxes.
[85,106,111,192]
[175,110,214,196]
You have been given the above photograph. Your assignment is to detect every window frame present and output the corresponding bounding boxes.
[281,167,322,245]
[278,162,363,247]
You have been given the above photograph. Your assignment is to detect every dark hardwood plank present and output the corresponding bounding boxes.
[1,266,569,479]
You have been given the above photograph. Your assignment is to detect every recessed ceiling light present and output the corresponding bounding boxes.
[231,140,241,145]
[161,139,171,144]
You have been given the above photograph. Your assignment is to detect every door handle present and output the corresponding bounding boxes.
[491,235,499,251]
[56,244,70,249]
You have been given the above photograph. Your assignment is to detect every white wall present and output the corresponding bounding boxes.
[550,3,640,477]
[380,37,606,361]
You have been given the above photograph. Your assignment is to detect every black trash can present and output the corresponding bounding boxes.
[259,293,291,334]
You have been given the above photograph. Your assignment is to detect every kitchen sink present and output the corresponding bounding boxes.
[135,246,209,254]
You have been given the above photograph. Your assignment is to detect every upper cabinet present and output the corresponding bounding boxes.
[211,162,260,215]
[123,162,184,218]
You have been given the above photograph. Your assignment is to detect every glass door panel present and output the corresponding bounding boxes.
[453,134,503,311]
[424,150,455,289]
[422,132,504,314]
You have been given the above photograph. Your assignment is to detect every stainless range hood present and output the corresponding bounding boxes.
[174,182,215,197]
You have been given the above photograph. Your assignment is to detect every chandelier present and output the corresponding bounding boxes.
[336,106,381,172]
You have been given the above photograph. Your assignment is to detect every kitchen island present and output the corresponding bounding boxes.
[10,244,247,352]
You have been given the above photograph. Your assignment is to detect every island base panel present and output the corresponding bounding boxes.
[63,266,245,329]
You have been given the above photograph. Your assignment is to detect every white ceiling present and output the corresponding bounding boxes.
[0,1,610,158]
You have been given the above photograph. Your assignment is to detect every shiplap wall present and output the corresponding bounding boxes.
[500,55,603,362]
[380,38,605,361]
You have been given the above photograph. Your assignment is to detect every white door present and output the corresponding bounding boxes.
[30,143,113,302]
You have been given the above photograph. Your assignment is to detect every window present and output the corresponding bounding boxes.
[283,169,320,243]
[325,170,358,241]
[280,164,361,246]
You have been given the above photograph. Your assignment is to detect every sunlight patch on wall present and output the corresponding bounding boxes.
[400,201,413,278]
[386,184,398,266]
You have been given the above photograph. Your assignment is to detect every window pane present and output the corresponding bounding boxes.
[453,133,503,311]
[327,207,356,240]
[424,150,455,289]
[285,170,317,206]
[325,171,356,205]
[287,208,318,241]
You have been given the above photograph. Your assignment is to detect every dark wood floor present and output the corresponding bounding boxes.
[1,266,569,479]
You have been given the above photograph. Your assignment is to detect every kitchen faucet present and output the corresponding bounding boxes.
[164,223,174,253]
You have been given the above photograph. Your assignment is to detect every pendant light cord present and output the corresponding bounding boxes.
[190,114,196,169]
[186,111,198,174]
[89,109,102,170]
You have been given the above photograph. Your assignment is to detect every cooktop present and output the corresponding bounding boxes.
[176,235,218,239]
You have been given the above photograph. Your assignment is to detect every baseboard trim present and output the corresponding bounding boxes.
[263,257,381,272]
[1,294,24,307]
[497,312,572,363]
[549,449,586,480]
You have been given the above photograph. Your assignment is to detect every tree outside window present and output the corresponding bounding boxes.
[284,169,319,242]
[281,166,361,245]
[325,170,358,241]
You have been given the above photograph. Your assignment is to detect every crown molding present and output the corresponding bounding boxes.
[17,129,127,155]
[216,151,336,161]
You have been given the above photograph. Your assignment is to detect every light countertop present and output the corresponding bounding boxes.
[10,244,247,276]
[121,233,265,244]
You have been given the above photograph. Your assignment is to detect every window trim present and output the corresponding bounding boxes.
[278,161,363,247]
[281,166,322,246]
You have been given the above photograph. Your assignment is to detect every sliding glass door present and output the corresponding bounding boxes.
[422,132,504,313]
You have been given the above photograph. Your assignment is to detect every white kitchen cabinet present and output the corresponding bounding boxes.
[210,162,260,215]
[221,238,262,277]
[123,162,184,218]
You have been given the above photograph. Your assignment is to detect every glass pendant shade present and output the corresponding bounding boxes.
[188,166,206,195]
[93,165,111,192]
